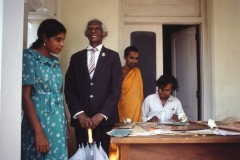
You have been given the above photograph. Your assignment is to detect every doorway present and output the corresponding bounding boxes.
[163,25,201,121]
[124,24,201,121]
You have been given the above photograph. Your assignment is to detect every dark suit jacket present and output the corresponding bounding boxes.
[64,46,122,128]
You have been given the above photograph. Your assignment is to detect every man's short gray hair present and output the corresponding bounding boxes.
[84,19,108,36]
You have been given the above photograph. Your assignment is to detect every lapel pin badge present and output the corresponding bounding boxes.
[102,53,106,57]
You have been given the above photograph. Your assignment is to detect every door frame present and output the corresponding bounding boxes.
[119,0,213,120]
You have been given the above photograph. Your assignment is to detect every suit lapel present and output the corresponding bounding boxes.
[92,46,109,80]
[80,49,91,79]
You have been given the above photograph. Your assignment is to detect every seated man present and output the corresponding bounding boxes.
[142,75,185,122]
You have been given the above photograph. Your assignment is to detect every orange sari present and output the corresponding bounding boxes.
[109,67,143,160]
[118,67,143,122]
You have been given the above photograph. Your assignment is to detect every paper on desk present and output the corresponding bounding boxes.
[188,128,240,136]
[114,123,135,129]
[130,129,176,136]
[135,122,156,131]
[107,129,132,137]
[208,119,218,131]
[218,125,240,132]
[187,129,216,135]
[220,117,238,125]
[128,124,149,136]
[214,129,240,136]
[217,117,240,132]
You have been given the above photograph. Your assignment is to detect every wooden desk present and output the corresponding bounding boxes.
[111,135,240,160]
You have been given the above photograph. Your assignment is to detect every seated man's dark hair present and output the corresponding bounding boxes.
[156,75,179,91]
[124,46,139,57]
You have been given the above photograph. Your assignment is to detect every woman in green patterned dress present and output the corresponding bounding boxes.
[21,19,69,160]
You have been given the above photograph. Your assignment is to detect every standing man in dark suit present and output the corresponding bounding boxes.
[64,19,122,155]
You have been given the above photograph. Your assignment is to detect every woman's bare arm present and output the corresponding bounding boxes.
[22,85,49,153]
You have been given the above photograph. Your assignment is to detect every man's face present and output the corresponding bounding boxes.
[158,83,172,100]
[124,51,139,69]
[86,20,104,46]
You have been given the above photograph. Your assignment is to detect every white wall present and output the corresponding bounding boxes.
[0,0,24,159]
[211,0,240,120]
[61,0,120,75]
[60,0,240,156]
[0,0,2,121]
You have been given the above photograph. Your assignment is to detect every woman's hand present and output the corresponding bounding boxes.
[22,85,50,153]
[66,120,70,139]
[35,131,49,153]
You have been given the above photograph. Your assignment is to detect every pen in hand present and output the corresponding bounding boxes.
[147,111,162,123]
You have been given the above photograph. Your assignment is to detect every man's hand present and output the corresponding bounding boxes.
[77,113,93,128]
[91,113,104,129]
[147,116,160,123]
[170,114,180,122]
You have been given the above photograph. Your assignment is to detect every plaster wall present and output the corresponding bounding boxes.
[0,0,24,159]
[211,0,240,120]
[61,0,120,75]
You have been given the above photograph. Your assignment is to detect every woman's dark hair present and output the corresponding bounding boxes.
[31,19,66,48]
[156,75,179,91]
[124,46,139,57]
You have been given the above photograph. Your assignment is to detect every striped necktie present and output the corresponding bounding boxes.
[88,48,98,78]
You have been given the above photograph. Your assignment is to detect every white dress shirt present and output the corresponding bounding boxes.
[142,93,185,122]
[87,44,102,79]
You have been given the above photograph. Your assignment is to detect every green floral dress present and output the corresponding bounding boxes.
[21,48,67,160]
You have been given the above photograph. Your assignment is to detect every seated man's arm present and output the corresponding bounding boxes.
[142,97,150,122]
[171,98,185,122]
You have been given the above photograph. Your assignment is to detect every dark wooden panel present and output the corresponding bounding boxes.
[131,31,156,98]
[129,143,240,160]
